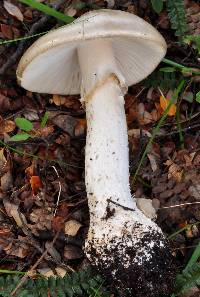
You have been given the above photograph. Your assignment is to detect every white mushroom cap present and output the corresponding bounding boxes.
[17,9,167,95]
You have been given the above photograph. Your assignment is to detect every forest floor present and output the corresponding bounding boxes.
[0,0,200,296]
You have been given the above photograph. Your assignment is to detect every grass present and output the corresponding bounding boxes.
[0,31,49,45]
[163,58,200,76]
[18,0,74,23]
[0,139,83,169]
[185,242,200,272]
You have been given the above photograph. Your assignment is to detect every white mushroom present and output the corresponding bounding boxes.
[17,10,174,296]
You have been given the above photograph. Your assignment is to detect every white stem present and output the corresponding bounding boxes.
[85,78,135,219]
[77,39,172,296]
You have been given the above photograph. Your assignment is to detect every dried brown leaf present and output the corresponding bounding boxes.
[64,244,83,260]
[1,171,13,192]
[51,114,77,136]
[64,219,82,236]
[3,199,27,227]
[165,160,183,182]
[147,153,158,172]
[3,1,23,21]
[0,24,13,39]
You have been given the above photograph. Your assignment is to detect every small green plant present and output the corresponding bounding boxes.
[0,268,109,297]
[172,242,200,296]
[184,35,200,54]
[196,91,200,103]
[151,0,188,38]
[166,0,188,37]
[144,68,181,91]
[151,0,164,13]
[10,112,49,142]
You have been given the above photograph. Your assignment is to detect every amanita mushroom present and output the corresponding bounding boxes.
[17,10,174,296]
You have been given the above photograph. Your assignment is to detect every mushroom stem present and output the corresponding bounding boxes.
[78,40,173,296]
[85,75,134,219]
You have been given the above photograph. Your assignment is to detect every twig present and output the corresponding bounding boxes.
[0,0,69,76]
[52,165,61,216]
[159,201,200,210]
[107,199,135,212]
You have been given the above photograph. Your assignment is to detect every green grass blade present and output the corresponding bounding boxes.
[0,31,49,45]
[0,269,25,275]
[19,0,74,23]
[40,111,49,128]
[163,58,200,75]
[185,242,200,272]
[132,79,185,185]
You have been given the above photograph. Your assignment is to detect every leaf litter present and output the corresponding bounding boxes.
[0,0,200,296]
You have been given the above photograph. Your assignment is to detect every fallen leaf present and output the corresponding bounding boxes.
[1,171,13,192]
[147,153,158,172]
[52,94,66,106]
[52,216,65,232]
[64,219,82,236]
[57,202,70,218]
[37,268,55,278]
[29,207,53,233]
[23,111,39,121]
[45,241,61,262]
[136,198,157,220]
[137,103,153,124]
[55,267,67,277]
[128,129,151,138]
[51,114,77,136]
[0,93,11,111]
[4,120,15,133]
[0,227,12,237]
[0,149,7,175]
[160,95,177,116]
[165,160,183,182]
[0,116,15,134]
[188,185,200,200]
[5,238,30,258]
[75,119,86,137]
[3,1,24,21]
[36,125,54,138]
[64,244,83,260]
[3,198,27,227]
[30,176,42,195]
[0,24,13,39]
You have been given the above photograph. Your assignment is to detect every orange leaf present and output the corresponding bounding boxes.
[178,221,188,229]
[51,216,65,232]
[159,95,177,116]
[30,176,42,195]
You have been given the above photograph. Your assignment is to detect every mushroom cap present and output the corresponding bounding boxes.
[17,9,167,95]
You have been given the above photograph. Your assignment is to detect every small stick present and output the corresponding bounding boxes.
[52,165,61,216]
[159,201,200,209]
